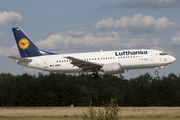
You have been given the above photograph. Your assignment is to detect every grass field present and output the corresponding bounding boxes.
[0,107,180,120]
[0,117,180,120]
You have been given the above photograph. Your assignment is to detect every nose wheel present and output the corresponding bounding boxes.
[155,67,159,75]
[155,70,159,75]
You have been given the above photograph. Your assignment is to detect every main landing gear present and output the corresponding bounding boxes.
[90,73,99,79]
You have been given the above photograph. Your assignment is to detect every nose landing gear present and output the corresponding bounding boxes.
[155,70,159,75]
[154,66,162,75]
[155,67,159,75]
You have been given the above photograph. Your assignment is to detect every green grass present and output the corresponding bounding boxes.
[0,117,180,120]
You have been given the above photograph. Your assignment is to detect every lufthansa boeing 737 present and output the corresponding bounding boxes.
[7,27,176,79]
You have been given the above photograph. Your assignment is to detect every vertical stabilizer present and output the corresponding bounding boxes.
[12,27,56,57]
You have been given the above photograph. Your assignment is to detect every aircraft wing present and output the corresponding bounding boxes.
[6,55,32,62]
[64,56,102,72]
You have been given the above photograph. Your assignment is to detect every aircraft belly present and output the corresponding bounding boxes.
[50,68,82,73]
[121,62,167,70]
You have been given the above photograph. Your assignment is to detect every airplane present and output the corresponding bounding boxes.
[7,27,176,79]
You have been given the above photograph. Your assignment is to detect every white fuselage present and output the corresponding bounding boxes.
[17,49,176,74]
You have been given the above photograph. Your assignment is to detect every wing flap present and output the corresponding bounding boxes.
[6,55,32,62]
[64,56,102,71]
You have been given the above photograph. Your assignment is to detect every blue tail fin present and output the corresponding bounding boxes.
[12,27,56,57]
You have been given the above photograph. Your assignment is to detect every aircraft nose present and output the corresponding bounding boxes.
[170,56,176,63]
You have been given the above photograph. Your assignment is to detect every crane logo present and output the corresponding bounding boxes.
[18,38,30,50]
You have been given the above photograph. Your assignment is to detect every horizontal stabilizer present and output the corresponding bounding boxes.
[6,55,32,62]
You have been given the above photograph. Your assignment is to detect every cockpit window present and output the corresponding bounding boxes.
[159,52,168,56]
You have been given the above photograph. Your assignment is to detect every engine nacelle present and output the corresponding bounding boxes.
[100,63,121,74]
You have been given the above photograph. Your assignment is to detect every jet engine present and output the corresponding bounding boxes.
[100,63,121,74]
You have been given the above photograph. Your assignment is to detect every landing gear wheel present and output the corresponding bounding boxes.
[155,71,159,75]
[90,73,99,79]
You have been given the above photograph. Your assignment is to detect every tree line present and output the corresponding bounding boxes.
[0,72,180,106]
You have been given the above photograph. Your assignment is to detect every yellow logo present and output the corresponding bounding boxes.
[18,38,30,50]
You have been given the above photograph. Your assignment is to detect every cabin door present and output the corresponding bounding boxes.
[149,52,154,61]
[43,59,48,68]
